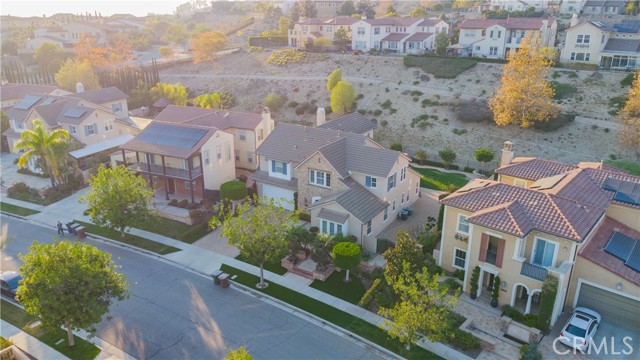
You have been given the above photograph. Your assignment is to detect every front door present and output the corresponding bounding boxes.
[167,178,175,194]
[483,272,495,292]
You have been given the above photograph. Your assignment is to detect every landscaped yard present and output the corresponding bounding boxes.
[403,56,478,79]
[410,166,469,191]
[235,254,287,275]
[1,299,100,360]
[0,202,40,216]
[137,216,211,244]
[75,220,181,255]
[310,271,366,305]
[220,264,442,360]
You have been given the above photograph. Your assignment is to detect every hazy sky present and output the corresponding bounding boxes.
[1,1,185,17]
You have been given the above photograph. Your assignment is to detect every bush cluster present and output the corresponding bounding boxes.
[267,49,311,66]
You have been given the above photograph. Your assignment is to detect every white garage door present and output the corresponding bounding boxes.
[261,184,295,210]
[576,283,640,329]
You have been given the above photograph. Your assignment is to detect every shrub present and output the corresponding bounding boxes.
[532,112,575,132]
[332,242,361,280]
[7,182,42,203]
[442,277,462,295]
[492,275,501,302]
[178,199,189,208]
[463,166,474,173]
[263,92,286,112]
[550,81,577,100]
[299,212,311,222]
[238,174,248,183]
[454,99,493,123]
[470,266,480,297]
[380,99,392,109]
[410,90,423,96]
[390,142,403,151]
[380,120,388,127]
[453,269,465,281]
[439,148,457,169]
[621,72,634,87]
[523,314,538,328]
[520,342,542,360]
[448,329,481,351]
[266,48,312,65]
[309,226,319,233]
[220,181,248,201]
[537,274,558,333]
[359,278,382,307]
[501,305,524,322]
[288,101,299,108]
[373,109,382,116]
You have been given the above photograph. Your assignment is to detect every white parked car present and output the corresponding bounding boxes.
[559,307,601,351]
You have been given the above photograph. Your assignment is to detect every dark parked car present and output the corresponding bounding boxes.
[0,271,22,297]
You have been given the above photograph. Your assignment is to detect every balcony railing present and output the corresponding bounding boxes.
[128,162,202,180]
[520,262,548,282]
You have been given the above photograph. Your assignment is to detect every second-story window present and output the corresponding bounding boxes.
[239,130,247,141]
[374,27,380,35]
[309,169,330,187]
[272,160,287,175]
[457,215,469,234]
[400,167,407,182]
[387,172,396,191]
[365,176,377,188]
[357,27,365,35]
[576,34,590,44]
[111,102,123,113]
[216,145,221,159]
[104,120,113,131]
[203,150,210,165]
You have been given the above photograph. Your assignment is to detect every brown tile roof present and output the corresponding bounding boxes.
[417,19,443,27]
[120,122,217,159]
[405,32,434,42]
[71,87,128,104]
[580,217,640,286]
[153,105,263,130]
[577,162,629,174]
[0,83,59,101]
[496,158,578,181]
[466,201,534,237]
[363,17,422,26]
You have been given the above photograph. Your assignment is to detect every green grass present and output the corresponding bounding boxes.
[136,216,211,244]
[410,166,469,191]
[550,81,578,100]
[1,299,100,360]
[74,220,181,255]
[604,160,640,176]
[220,264,442,360]
[310,271,366,304]
[235,254,287,275]
[404,56,477,79]
[0,202,40,216]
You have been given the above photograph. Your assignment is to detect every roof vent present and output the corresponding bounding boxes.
[223,112,229,118]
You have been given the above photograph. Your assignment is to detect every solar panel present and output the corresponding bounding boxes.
[603,177,621,191]
[625,242,640,272]
[605,232,637,261]
[614,191,640,206]
[41,98,56,105]
[14,95,42,110]
[136,123,208,150]
[64,108,87,118]
[530,174,566,190]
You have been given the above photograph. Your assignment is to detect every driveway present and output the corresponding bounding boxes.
[376,188,443,243]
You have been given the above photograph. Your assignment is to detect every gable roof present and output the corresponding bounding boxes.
[382,33,411,42]
[362,17,422,26]
[603,39,640,54]
[417,19,443,27]
[495,158,578,181]
[405,32,434,41]
[153,105,264,130]
[459,17,553,30]
[72,87,128,104]
[309,177,388,223]
[0,83,59,101]
[318,112,376,134]
[120,122,217,159]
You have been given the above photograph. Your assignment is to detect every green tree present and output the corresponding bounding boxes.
[356,0,376,18]
[415,150,427,165]
[379,262,459,349]
[278,16,291,35]
[151,82,189,106]
[163,23,188,44]
[408,6,428,17]
[195,93,222,109]
[17,240,129,347]
[55,59,101,92]
[438,148,457,169]
[192,31,227,63]
[33,43,66,73]
[489,33,559,128]
[302,0,318,17]
[537,274,558,332]
[81,165,153,237]
[14,119,70,188]
[327,69,343,91]
[340,0,357,15]
[332,241,361,282]
[263,92,286,112]
[330,80,355,114]
[210,195,299,288]
[334,28,349,43]
[129,80,153,109]
[1,111,12,153]
[145,17,170,40]
[435,32,449,55]
[384,5,398,17]
[453,0,475,9]
[313,36,333,48]
[439,12,447,21]
[618,70,640,159]
[220,180,248,214]
[289,2,302,23]
[474,148,495,171]
[1,40,19,56]
[382,232,427,283]
[159,46,174,58]
[226,346,252,360]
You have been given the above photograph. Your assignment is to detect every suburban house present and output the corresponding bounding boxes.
[484,0,543,12]
[452,17,557,58]
[581,0,628,15]
[282,0,342,17]
[288,16,357,48]
[117,106,275,202]
[71,86,129,117]
[253,109,420,253]
[437,141,640,329]
[0,83,70,107]
[560,0,587,13]
[351,17,449,53]
[560,17,640,69]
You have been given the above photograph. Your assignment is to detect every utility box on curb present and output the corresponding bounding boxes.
[212,269,224,285]
[76,226,86,239]
[219,273,230,288]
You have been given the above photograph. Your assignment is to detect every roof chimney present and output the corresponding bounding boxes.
[500,141,514,167]
[262,107,272,138]
[316,107,326,127]
[570,14,579,27]
[75,82,84,93]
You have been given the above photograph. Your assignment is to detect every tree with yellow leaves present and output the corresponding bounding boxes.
[74,34,110,68]
[192,31,227,63]
[150,82,188,106]
[618,70,640,159]
[489,34,559,128]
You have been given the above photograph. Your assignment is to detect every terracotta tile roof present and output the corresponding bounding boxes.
[153,105,263,130]
[580,217,640,286]
[581,168,640,208]
[405,32,434,41]
[496,158,578,180]
[577,162,629,174]
[467,201,534,237]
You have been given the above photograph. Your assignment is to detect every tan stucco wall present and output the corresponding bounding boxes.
[498,174,534,188]
[605,204,640,232]
[62,110,121,146]
[201,131,236,190]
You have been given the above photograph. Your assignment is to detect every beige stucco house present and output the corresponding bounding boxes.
[253,110,420,253]
[289,16,357,48]
[438,142,640,329]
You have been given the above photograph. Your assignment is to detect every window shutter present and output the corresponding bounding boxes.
[271,160,275,172]
[479,233,489,262]
[283,163,287,175]
[326,173,330,187]
[366,176,371,187]
[84,125,88,136]
[309,170,315,183]
[496,238,506,268]
[94,123,98,134]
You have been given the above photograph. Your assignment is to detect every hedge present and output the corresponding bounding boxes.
[220,180,248,201]
[248,36,288,47]
[299,212,311,222]
[537,274,558,332]
[359,278,382,307]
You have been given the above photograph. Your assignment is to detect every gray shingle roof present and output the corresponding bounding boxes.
[317,208,349,223]
[251,170,298,190]
[256,123,347,163]
[382,33,411,42]
[406,32,434,42]
[120,122,217,159]
[0,83,59,101]
[318,112,377,134]
[603,39,640,54]
[71,87,128,104]
[309,178,388,224]
[154,105,264,130]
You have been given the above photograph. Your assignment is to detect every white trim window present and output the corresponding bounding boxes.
[239,130,247,141]
[392,200,396,212]
[489,46,498,56]
[383,206,388,222]
[453,248,467,269]
[320,219,344,236]
[235,150,240,161]
[576,34,590,44]
[400,166,407,182]
[387,173,397,192]
[104,120,113,131]
[533,237,557,268]
[85,124,96,136]
[272,160,287,175]
[357,27,365,35]
[203,150,210,165]
[457,215,470,234]
[185,180,194,189]
[309,170,331,187]
[247,151,254,163]
[401,192,405,204]
[365,176,377,188]
[216,145,222,159]
[68,125,76,134]
[366,220,372,235]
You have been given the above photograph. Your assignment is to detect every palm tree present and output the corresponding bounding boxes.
[14,119,70,188]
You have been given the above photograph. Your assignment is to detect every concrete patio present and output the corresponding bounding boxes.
[376,188,444,243]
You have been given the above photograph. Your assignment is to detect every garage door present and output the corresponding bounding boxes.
[261,184,295,210]
[576,283,640,329]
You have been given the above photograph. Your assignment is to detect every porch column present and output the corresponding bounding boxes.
[145,153,153,189]
[161,155,169,200]
[198,153,205,201]
[121,149,127,166]
[188,156,194,204]
[525,295,532,314]
[136,152,139,163]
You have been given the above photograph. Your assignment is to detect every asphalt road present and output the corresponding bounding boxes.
[0,216,387,360]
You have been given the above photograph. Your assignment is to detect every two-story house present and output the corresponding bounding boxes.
[559,0,587,13]
[560,17,640,70]
[0,83,69,107]
[438,142,639,329]
[72,86,129,118]
[351,17,449,53]
[453,17,556,58]
[288,16,358,48]
[253,110,420,253]
[581,0,628,15]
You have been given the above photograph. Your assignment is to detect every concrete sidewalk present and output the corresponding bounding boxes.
[1,320,69,360]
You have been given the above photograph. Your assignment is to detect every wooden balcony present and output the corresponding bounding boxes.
[128,162,202,180]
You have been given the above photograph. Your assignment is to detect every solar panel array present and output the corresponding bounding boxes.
[603,177,640,206]
[64,108,88,118]
[14,95,42,110]
[605,232,640,273]
[136,123,208,150]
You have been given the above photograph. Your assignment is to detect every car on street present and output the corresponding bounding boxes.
[559,307,601,351]
[0,271,22,298]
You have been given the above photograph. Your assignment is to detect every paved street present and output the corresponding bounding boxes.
[0,216,387,360]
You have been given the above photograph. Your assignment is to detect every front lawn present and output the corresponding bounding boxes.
[74,220,181,255]
[1,299,100,360]
[220,264,442,360]
[235,254,287,275]
[137,216,211,244]
[410,166,469,191]
[310,271,366,305]
[0,202,40,216]
[404,56,477,79]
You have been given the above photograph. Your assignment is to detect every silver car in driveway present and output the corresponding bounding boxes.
[559,307,602,352]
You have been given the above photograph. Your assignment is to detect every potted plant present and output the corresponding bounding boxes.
[470,266,480,300]
[491,275,501,308]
